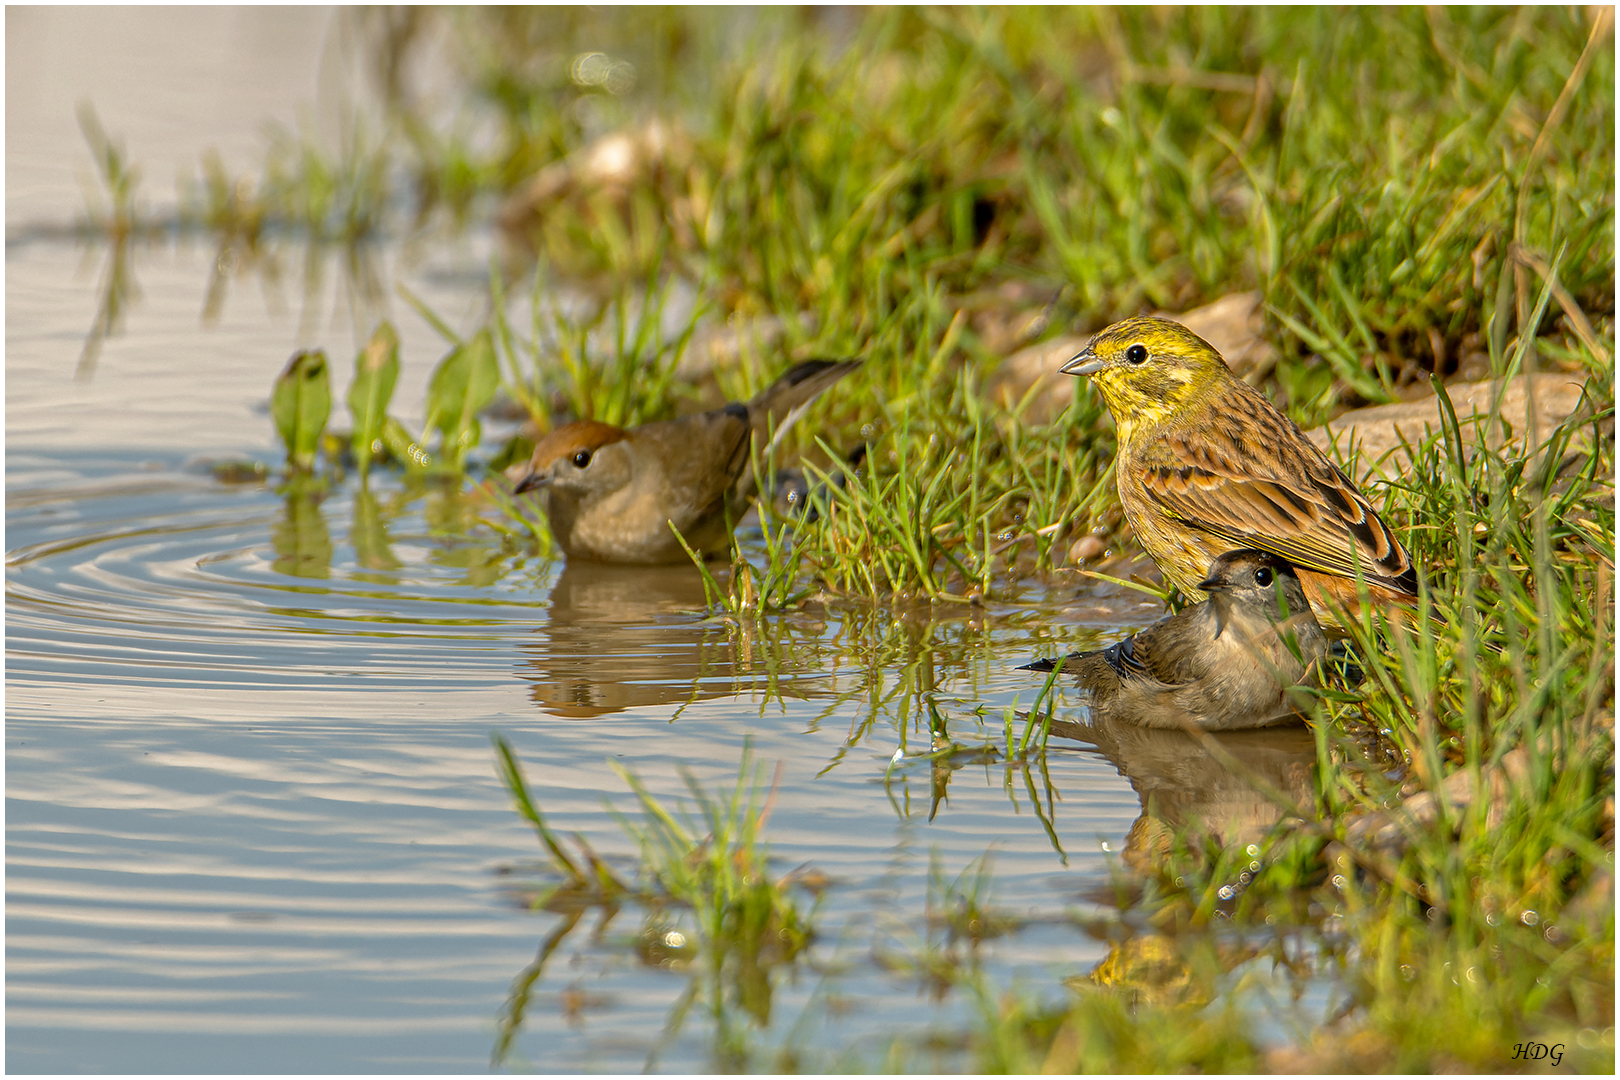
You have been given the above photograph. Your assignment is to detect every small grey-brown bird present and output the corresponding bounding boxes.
[512,359,859,563]
[1023,550,1329,730]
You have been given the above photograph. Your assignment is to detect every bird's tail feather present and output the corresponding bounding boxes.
[723,359,861,508]
[750,359,861,447]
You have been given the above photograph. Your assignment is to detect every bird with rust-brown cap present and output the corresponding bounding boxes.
[511,359,859,564]
[1060,316,1418,635]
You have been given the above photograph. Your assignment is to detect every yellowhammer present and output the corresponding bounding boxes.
[1061,316,1418,635]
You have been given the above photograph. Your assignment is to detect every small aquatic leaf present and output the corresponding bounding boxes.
[270,349,332,471]
[347,322,399,477]
[423,329,500,470]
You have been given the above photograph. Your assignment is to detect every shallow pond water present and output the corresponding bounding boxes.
[5,11,1329,1071]
[4,236,1203,1073]
[6,241,1342,1071]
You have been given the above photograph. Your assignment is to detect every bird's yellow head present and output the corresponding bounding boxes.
[1060,317,1234,440]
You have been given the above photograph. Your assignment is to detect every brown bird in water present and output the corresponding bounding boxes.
[1023,550,1329,731]
[1060,316,1419,635]
[512,359,859,563]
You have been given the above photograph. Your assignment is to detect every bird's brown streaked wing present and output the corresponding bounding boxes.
[1138,399,1417,595]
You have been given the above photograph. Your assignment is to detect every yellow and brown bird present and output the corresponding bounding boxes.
[1060,316,1418,633]
[512,359,859,564]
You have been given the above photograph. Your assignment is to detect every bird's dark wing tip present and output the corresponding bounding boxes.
[1101,636,1144,679]
[781,357,861,385]
[1019,657,1061,672]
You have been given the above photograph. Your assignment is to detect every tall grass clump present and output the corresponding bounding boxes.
[784,363,1110,603]
[1298,333,1614,1069]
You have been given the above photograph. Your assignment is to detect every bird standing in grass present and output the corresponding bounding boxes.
[1024,550,1329,730]
[512,359,859,564]
[1061,316,1418,635]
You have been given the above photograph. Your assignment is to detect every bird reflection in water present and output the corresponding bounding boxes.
[519,561,750,719]
[1052,714,1318,1006]
[1054,714,1316,874]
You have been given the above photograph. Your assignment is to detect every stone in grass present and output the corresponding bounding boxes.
[983,332,1091,425]
[1339,746,1531,859]
[497,119,690,251]
[985,291,1278,424]
[1307,372,1595,484]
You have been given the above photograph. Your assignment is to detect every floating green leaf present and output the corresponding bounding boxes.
[347,322,399,477]
[270,350,332,471]
[423,329,499,470]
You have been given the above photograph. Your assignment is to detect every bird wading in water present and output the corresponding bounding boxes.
[1061,316,1419,635]
[1024,550,1330,730]
[512,359,859,564]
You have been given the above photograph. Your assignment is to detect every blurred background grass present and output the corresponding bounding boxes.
[167,4,1609,602]
[360,6,1613,405]
[162,7,1612,409]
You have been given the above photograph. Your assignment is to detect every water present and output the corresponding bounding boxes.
[2,256,1326,1071]
[3,424,1165,1071]
[5,10,1318,1072]
[3,429,1161,1072]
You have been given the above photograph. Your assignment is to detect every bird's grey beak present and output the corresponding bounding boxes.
[1199,579,1234,637]
[1059,346,1104,377]
[513,471,548,495]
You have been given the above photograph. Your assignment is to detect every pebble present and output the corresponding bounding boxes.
[1068,534,1108,564]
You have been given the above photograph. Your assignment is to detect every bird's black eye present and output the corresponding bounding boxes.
[571,450,592,469]
[1253,566,1273,587]
[1125,343,1149,365]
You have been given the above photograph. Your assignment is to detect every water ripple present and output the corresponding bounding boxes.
[6,451,1159,1072]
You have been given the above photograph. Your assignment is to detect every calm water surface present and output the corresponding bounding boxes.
[6,239,1191,1076]
[4,10,1309,1072]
